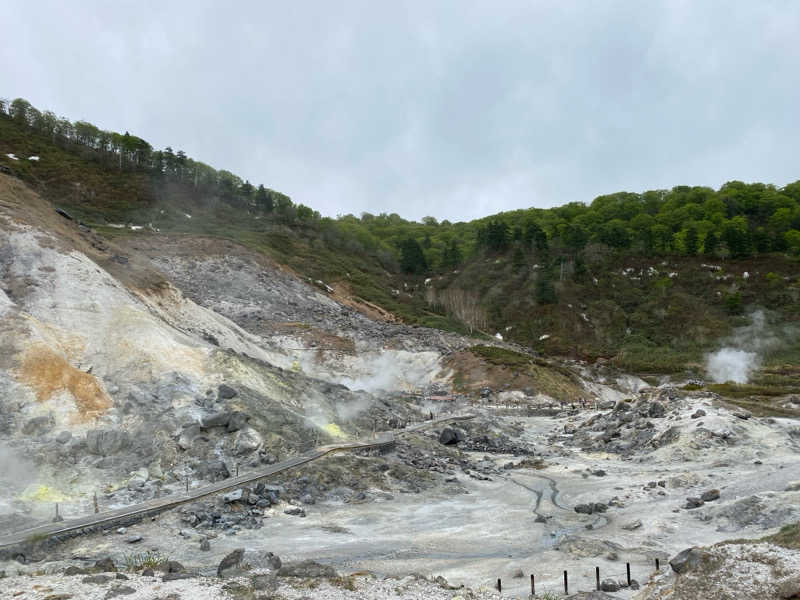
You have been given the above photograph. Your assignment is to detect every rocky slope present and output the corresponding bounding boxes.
[0,173,476,535]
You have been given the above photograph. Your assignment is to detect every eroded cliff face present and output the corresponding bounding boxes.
[0,175,451,529]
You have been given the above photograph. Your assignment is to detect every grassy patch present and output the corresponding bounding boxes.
[764,522,800,550]
[468,345,535,368]
[706,382,799,398]
[122,550,168,572]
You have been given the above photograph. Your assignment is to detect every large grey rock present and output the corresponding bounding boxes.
[277,560,337,578]
[647,402,666,418]
[82,574,114,584]
[438,428,465,445]
[86,430,130,456]
[701,489,720,502]
[201,412,231,429]
[600,578,619,592]
[94,557,116,572]
[621,519,642,530]
[218,384,238,399]
[55,431,72,444]
[684,497,704,509]
[222,489,243,503]
[217,548,245,578]
[23,415,54,435]
[226,411,250,433]
[669,547,707,574]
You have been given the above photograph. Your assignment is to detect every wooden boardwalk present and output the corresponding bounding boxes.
[0,414,473,552]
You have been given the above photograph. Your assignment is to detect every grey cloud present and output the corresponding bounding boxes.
[3,1,799,221]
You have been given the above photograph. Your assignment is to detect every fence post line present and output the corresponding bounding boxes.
[655,557,660,571]
[530,573,534,596]
[496,577,501,593]
[564,570,568,595]
[596,566,600,590]
[626,562,631,586]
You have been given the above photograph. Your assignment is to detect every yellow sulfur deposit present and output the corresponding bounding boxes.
[323,423,346,438]
[20,484,70,503]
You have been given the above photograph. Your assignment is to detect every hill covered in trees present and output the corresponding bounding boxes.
[2,95,799,374]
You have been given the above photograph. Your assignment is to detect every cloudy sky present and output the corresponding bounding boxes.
[3,1,799,221]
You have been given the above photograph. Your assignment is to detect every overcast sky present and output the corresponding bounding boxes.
[3,1,799,221]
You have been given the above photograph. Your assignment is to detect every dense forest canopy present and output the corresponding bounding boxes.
[2,95,800,276]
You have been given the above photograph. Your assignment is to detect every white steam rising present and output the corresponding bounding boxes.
[0,443,36,515]
[706,310,777,384]
[706,348,758,384]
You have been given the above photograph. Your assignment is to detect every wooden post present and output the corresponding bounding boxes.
[55,503,59,519]
[185,477,189,493]
[563,570,568,594]
[93,492,98,514]
[496,577,501,592]
[596,566,600,590]
[655,557,660,571]
[530,573,535,596]
[236,463,239,477]
[626,562,631,586]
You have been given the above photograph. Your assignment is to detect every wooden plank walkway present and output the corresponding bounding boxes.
[0,414,473,551]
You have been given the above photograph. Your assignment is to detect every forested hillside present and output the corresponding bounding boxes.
[2,96,799,373]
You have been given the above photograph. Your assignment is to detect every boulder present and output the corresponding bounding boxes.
[226,411,250,433]
[201,412,231,429]
[64,566,89,576]
[162,573,194,582]
[700,489,720,502]
[734,410,752,420]
[684,497,704,509]
[600,579,619,592]
[86,430,130,456]
[438,428,465,445]
[217,548,245,578]
[232,427,260,454]
[222,489,243,503]
[55,431,73,444]
[94,558,116,572]
[23,415,54,435]
[691,409,706,419]
[163,561,185,574]
[784,481,800,492]
[277,560,337,578]
[647,402,666,418]
[284,505,306,517]
[218,384,238,399]
[670,547,706,574]
[621,519,642,531]
[82,574,114,584]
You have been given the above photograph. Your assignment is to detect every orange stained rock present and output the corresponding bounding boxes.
[19,344,111,422]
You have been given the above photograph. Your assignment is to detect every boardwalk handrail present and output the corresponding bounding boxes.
[0,413,474,551]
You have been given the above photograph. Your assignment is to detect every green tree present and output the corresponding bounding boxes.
[703,231,719,256]
[255,185,273,212]
[684,225,699,256]
[399,238,428,274]
[785,229,800,255]
[535,267,557,304]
